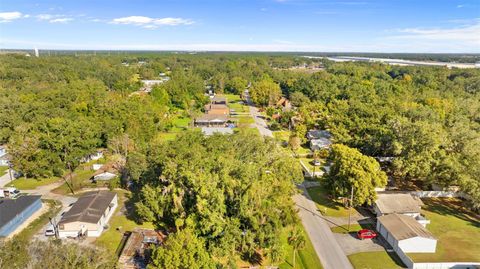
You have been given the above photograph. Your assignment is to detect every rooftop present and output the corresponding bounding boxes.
[0,195,41,229]
[195,114,228,123]
[375,193,423,214]
[58,191,116,225]
[378,213,435,241]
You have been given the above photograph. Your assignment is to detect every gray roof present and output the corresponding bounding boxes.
[307,130,331,140]
[375,193,423,214]
[0,195,41,229]
[59,191,116,225]
[378,214,435,241]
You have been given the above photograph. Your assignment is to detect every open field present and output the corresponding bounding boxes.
[409,198,480,262]
[7,177,60,190]
[348,251,406,269]
[306,185,359,218]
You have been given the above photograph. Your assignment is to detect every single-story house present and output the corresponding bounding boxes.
[194,114,229,127]
[0,145,10,166]
[93,171,117,181]
[58,191,117,238]
[306,130,332,140]
[201,127,234,136]
[0,195,42,237]
[377,213,437,253]
[374,193,429,227]
[210,96,227,105]
[276,97,292,111]
[310,137,332,151]
[92,164,103,171]
[204,104,230,115]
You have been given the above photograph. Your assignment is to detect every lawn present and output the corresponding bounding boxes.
[408,198,480,263]
[279,224,323,269]
[273,130,290,144]
[348,251,406,269]
[223,94,242,103]
[171,116,191,129]
[156,132,178,141]
[6,177,60,190]
[299,158,324,172]
[238,115,255,125]
[0,165,8,175]
[51,169,98,195]
[95,190,154,256]
[306,185,359,218]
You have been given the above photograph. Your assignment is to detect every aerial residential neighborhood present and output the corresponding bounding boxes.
[0,1,479,269]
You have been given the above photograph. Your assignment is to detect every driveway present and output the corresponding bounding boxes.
[333,232,387,255]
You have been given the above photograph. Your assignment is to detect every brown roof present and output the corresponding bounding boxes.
[378,214,435,241]
[375,193,423,214]
[59,191,116,225]
[195,114,228,123]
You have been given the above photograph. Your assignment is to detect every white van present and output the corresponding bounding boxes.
[0,187,20,198]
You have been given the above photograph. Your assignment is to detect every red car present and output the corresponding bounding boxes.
[357,229,377,240]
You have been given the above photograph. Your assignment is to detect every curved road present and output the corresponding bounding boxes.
[245,90,353,269]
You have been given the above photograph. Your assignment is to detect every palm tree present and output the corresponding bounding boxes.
[288,228,306,268]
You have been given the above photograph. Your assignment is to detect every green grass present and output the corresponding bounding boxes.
[299,158,324,172]
[223,94,242,102]
[0,166,8,175]
[307,185,358,218]
[51,169,99,195]
[238,115,255,125]
[348,251,406,269]
[408,198,480,262]
[278,224,323,269]
[15,199,62,241]
[95,190,154,255]
[6,177,60,190]
[171,116,191,128]
[156,132,178,141]
[330,223,375,234]
[273,130,290,144]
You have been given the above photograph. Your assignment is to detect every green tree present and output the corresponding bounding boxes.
[326,144,387,206]
[288,228,306,269]
[250,76,281,107]
[149,228,216,269]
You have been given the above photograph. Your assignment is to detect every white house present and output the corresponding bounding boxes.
[374,193,430,227]
[58,191,117,238]
[377,214,437,253]
[0,146,9,166]
[310,137,332,151]
[93,171,117,181]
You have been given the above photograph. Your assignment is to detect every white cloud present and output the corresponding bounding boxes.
[49,18,73,23]
[36,14,74,23]
[36,14,54,20]
[0,11,23,23]
[383,20,480,52]
[111,16,194,28]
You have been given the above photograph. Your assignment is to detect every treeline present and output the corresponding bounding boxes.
[269,61,480,209]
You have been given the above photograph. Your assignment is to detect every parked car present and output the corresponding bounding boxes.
[45,225,55,236]
[357,229,377,240]
[313,159,321,166]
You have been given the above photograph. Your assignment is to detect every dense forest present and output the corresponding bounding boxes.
[0,52,479,267]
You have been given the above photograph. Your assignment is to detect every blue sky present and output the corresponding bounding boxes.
[0,0,479,52]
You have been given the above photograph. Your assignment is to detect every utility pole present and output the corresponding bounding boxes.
[347,185,354,231]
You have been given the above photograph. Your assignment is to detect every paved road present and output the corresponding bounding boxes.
[244,91,274,137]
[294,185,354,269]
[243,91,353,269]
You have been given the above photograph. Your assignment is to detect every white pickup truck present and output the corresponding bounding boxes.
[0,187,20,198]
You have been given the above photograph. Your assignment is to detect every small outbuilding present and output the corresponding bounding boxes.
[58,191,117,238]
[374,193,429,227]
[0,195,42,237]
[377,213,437,253]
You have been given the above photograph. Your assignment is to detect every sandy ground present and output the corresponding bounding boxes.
[6,202,49,239]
